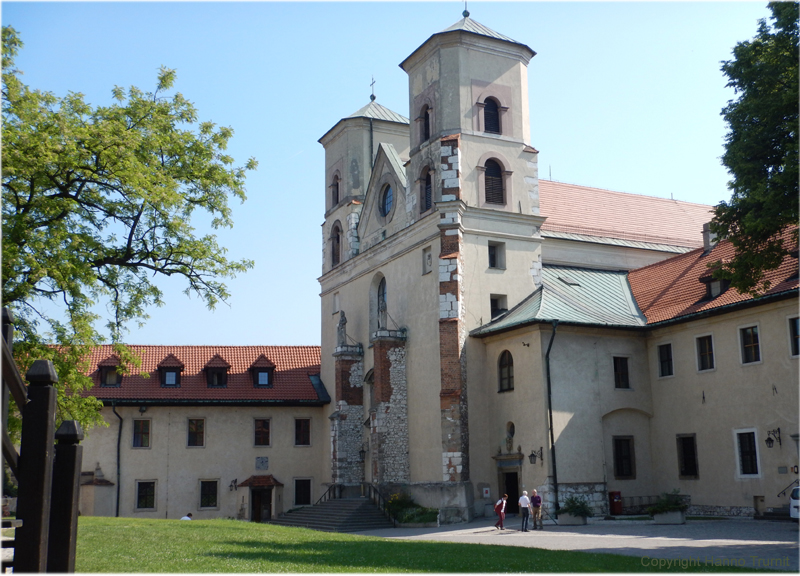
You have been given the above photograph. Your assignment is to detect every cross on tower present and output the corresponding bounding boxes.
[370,76,376,101]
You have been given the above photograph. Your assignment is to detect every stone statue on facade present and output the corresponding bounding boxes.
[337,311,347,347]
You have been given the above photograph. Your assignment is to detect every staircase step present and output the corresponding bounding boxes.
[270,497,394,533]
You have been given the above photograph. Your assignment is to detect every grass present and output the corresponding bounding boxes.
[73,517,769,573]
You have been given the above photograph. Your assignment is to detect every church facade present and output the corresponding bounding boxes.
[317,14,798,522]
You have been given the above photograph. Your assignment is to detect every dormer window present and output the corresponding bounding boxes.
[161,369,180,387]
[700,272,731,300]
[249,354,277,388]
[206,368,227,388]
[100,366,121,387]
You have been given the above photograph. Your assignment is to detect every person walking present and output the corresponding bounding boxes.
[494,494,508,529]
[531,489,543,529]
[518,491,532,532]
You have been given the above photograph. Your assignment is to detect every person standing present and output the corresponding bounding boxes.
[531,489,543,529]
[518,491,532,532]
[494,494,508,529]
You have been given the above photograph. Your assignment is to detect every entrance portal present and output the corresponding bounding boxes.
[250,488,272,522]
[503,472,520,513]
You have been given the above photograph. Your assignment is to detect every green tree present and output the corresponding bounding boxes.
[711,2,799,294]
[2,26,256,431]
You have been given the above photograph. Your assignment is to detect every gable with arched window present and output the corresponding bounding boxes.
[498,350,514,392]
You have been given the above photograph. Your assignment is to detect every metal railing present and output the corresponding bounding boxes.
[314,483,342,506]
[778,478,799,498]
[362,482,396,527]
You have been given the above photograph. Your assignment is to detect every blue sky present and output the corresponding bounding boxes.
[2,1,770,346]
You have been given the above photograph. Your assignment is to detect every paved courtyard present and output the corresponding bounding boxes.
[355,516,800,572]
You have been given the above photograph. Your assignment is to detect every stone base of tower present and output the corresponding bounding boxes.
[380,481,474,524]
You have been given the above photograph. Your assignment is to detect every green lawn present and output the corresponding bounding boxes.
[73,517,766,573]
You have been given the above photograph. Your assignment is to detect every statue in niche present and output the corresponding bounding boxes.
[378,300,387,330]
[337,311,347,347]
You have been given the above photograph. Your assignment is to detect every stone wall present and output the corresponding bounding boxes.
[555,481,609,517]
[370,336,409,483]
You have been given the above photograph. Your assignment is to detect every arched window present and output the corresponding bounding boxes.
[380,184,393,217]
[420,169,433,212]
[331,222,342,267]
[498,350,514,392]
[484,159,505,204]
[421,105,431,142]
[484,98,500,134]
[331,175,340,206]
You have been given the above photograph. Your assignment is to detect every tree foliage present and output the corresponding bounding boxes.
[2,26,256,431]
[711,2,799,294]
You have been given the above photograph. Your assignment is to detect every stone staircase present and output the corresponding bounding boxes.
[755,505,793,522]
[269,497,395,532]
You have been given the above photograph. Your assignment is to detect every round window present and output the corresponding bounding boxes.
[380,185,393,217]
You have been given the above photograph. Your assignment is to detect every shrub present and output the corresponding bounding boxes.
[559,495,593,518]
[646,489,688,516]
[386,492,438,523]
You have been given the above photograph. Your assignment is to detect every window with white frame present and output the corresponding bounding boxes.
[132,419,150,448]
[740,326,761,364]
[657,344,673,378]
[696,335,715,371]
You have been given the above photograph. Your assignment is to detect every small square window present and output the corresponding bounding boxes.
[136,481,156,510]
[207,369,227,388]
[133,419,150,448]
[200,480,218,509]
[255,419,270,446]
[188,419,205,447]
[613,357,630,389]
[161,370,180,387]
[100,367,121,387]
[252,369,273,388]
[696,335,714,371]
[295,418,310,446]
[657,344,673,377]
[740,326,760,364]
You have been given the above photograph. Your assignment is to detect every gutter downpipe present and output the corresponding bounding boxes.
[544,320,559,518]
[112,403,122,517]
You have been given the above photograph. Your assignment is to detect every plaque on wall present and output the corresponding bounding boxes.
[256,457,269,470]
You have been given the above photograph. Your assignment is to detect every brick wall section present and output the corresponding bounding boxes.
[440,135,461,201]
[437,135,470,483]
[331,350,364,484]
[370,336,409,483]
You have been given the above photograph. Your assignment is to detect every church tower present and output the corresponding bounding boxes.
[319,13,545,522]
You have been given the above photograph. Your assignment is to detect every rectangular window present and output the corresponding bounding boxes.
[612,436,635,479]
[422,246,433,275]
[188,419,205,447]
[488,241,506,269]
[133,419,150,448]
[658,344,673,377]
[740,326,760,363]
[294,479,312,506]
[207,369,227,388]
[490,295,507,320]
[696,335,715,371]
[162,370,179,387]
[136,481,156,510]
[295,418,310,446]
[255,419,270,446]
[613,357,630,389]
[790,317,799,357]
[100,367,121,387]
[676,434,699,479]
[737,431,759,475]
[200,480,218,509]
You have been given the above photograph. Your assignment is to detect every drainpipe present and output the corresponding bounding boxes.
[544,320,559,517]
[112,403,123,517]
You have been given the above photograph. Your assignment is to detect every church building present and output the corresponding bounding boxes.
[317,13,798,522]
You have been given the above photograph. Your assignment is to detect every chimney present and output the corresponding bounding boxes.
[702,222,717,252]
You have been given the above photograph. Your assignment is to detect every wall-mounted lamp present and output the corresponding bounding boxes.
[358,442,369,463]
[229,479,238,491]
[139,405,147,414]
[529,446,544,465]
[765,428,781,448]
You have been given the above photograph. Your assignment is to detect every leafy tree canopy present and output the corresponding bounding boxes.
[711,2,799,294]
[2,26,256,431]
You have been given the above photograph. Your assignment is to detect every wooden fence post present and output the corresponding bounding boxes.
[47,420,84,572]
[14,360,58,573]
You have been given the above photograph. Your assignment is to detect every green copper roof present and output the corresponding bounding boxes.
[471,266,647,337]
[347,100,409,125]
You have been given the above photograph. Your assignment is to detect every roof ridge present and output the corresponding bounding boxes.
[540,179,714,208]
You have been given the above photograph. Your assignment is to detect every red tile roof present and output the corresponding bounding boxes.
[628,228,798,324]
[239,474,284,488]
[539,180,713,248]
[83,345,324,405]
